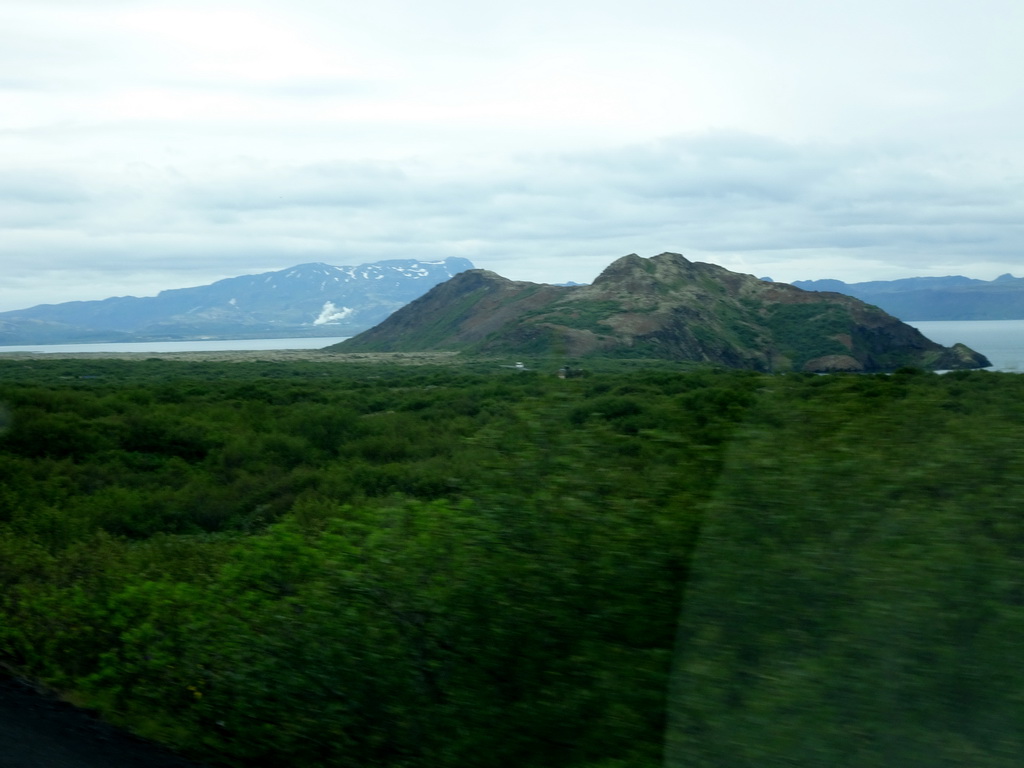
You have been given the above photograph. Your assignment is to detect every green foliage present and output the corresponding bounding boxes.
[666,370,1024,768]
[766,302,852,367]
[2,359,1024,767]
[529,300,625,332]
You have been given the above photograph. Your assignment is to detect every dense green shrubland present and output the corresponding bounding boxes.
[666,369,1024,768]
[0,359,1022,767]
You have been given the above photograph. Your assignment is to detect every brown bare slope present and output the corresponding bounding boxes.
[333,253,990,372]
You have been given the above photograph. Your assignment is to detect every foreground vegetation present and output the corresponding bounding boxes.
[0,357,1022,767]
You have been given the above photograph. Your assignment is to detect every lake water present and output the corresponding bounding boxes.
[0,323,1021,371]
[909,320,1024,372]
[0,337,351,354]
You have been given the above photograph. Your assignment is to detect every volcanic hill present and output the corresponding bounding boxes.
[332,253,989,372]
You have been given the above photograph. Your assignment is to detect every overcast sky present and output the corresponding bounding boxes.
[2,0,1022,311]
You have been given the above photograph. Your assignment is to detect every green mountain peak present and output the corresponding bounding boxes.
[334,254,990,372]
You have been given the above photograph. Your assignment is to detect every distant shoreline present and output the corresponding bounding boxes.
[0,350,462,364]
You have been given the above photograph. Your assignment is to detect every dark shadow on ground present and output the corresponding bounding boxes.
[0,675,210,768]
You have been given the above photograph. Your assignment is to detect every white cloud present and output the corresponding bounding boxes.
[1,0,1022,310]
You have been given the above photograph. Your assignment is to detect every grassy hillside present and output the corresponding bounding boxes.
[336,254,990,372]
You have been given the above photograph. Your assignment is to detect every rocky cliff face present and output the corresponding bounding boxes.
[334,253,991,372]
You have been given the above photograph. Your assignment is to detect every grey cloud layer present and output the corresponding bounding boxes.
[2,132,1022,310]
[4,0,1023,310]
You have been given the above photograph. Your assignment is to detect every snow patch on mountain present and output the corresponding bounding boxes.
[314,301,355,325]
[0,256,476,344]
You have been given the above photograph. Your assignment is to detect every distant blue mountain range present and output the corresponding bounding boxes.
[0,258,474,345]
[790,273,1024,321]
[2,260,1020,346]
